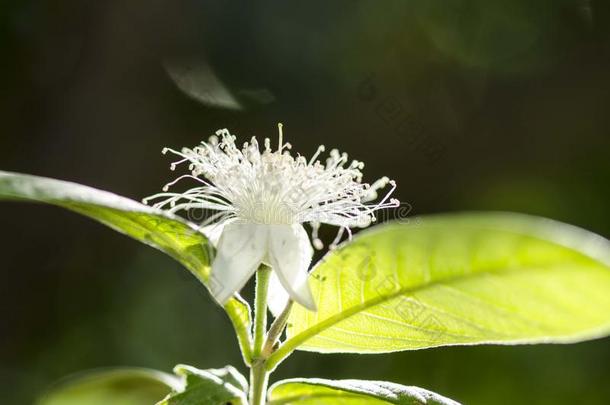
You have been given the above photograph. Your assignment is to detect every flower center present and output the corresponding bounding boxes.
[144,124,399,248]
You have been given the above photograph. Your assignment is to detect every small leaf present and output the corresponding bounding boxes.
[268,378,460,405]
[277,213,610,356]
[203,365,249,393]
[158,364,247,405]
[37,368,178,405]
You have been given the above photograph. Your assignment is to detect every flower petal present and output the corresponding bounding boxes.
[267,224,316,311]
[201,222,227,247]
[210,222,268,305]
[267,271,290,317]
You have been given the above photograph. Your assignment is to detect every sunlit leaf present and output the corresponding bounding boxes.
[0,170,212,281]
[158,364,247,405]
[37,368,177,405]
[268,378,460,405]
[277,213,610,356]
[0,171,251,347]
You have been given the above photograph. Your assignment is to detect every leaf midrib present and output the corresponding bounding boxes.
[268,391,387,404]
[269,255,603,367]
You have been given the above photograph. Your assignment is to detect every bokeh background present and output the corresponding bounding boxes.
[1,1,610,404]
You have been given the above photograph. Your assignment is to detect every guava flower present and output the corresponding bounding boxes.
[144,125,398,312]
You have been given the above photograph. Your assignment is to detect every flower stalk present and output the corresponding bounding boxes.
[253,265,271,357]
[250,265,272,404]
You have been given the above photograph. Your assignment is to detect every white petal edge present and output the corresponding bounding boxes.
[267,271,290,317]
[201,222,227,247]
[267,224,316,311]
[210,222,268,305]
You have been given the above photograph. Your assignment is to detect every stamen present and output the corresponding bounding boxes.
[146,127,398,248]
[278,123,284,153]
[309,145,325,165]
[330,226,345,249]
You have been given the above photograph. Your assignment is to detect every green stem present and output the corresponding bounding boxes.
[262,300,293,361]
[250,265,271,404]
[264,337,294,372]
[249,360,269,405]
[253,265,271,357]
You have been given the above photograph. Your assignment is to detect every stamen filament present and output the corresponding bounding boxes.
[145,127,399,248]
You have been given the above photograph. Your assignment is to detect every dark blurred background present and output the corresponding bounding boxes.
[1,0,610,404]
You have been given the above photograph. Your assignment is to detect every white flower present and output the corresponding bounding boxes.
[144,125,398,312]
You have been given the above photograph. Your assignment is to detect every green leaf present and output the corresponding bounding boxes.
[0,171,252,359]
[0,170,212,282]
[268,378,460,405]
[274,213,610,358]
[158,364,248,405]
[37,368,178,405]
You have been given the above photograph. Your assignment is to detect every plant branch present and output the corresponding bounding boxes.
[262,300,293,361]
[252,265,271,357]
[249,359,269,405]
[249,264,271,404]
